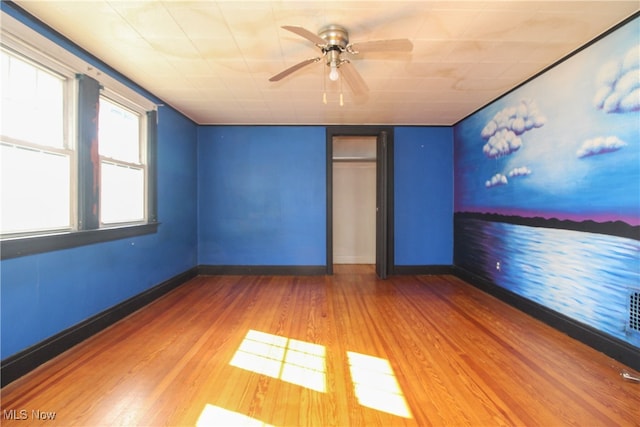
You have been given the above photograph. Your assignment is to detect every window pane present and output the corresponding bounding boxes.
[0,50,64,148]
[100,162,144,224]
[1,144,71,233]
[99,97,140,163]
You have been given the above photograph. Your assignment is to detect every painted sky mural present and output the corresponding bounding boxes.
[454,18,640,349]
[455,17,640,226]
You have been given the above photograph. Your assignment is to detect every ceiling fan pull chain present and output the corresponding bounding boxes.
[339,72,344,107]
[322,61,328,105]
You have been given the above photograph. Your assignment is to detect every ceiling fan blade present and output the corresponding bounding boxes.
[348,39,413,54]
[269,57,321,82]
[339,61,368,96]
[281,26,327,46]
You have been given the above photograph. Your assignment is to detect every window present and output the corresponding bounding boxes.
[0,17,157,259]
[99,96,146,225]
[1,47,74,235]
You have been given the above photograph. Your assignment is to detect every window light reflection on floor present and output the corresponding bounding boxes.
[196,404,273,427]
[229,330,327,393]
[347,351,413,418]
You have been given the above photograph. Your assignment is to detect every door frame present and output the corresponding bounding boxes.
[326,126,395,276]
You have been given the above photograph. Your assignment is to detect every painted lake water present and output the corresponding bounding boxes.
[455,218,640,347]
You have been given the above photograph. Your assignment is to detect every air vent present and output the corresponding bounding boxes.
[629,291,640,332]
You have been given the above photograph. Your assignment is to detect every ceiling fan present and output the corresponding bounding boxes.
[269,25,413,96]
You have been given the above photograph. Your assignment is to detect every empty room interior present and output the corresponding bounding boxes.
[1,1,640,426]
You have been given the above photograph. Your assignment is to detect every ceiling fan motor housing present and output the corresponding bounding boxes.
[319,25,349,50]
[320,25,349,69]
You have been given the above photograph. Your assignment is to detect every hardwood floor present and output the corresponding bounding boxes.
[2,265,639,426]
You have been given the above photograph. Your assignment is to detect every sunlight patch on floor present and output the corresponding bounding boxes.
[347,351,413,418]
[196,404,273,427]
[230,329,327,392]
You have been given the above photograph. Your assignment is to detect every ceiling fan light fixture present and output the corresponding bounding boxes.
[329,61,339,81]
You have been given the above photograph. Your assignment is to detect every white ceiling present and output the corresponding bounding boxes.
[12,1,640,125]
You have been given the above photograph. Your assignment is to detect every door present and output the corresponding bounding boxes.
[376,131,389,279]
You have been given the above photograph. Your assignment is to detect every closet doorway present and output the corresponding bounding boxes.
[326,126,394,279]
[332,136,377,265]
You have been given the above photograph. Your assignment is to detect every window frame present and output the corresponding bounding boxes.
[0,13,158,260]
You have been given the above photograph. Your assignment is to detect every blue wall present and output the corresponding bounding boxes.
[197,126,326,266]
[395,127,453,265]
[197,125,455,268]
[453,17,639,349]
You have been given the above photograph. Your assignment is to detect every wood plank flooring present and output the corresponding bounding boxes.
[1,265,639,426]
